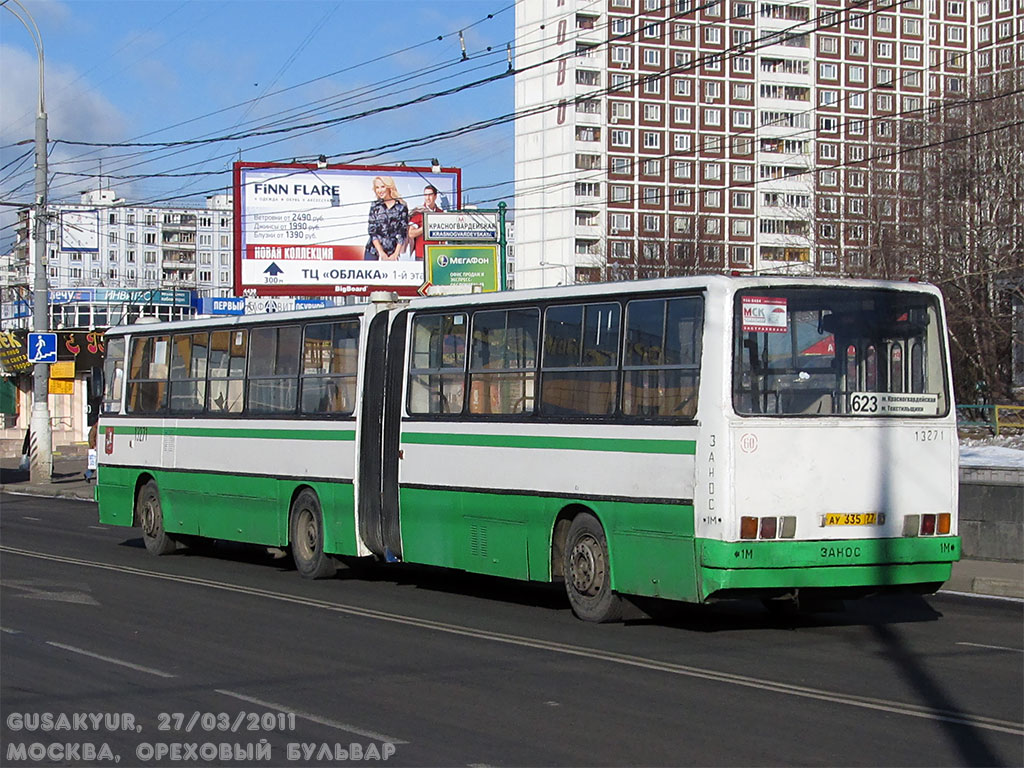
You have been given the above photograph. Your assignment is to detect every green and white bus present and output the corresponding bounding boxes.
[96,276,961,621]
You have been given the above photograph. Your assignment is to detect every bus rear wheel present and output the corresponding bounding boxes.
[136,480,176,555]
[563,513,622,623]
[290,489,336,580]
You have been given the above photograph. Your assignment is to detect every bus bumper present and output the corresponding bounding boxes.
[697,537,961,602]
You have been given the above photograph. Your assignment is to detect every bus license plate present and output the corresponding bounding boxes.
[823,513,878,526]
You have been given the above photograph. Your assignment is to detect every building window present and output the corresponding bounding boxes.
[731,219,751,236]
[611,129,631,147]
[819,63,838,80]
[611,101,631,119]
[610,156,632,174]
[642,132,661,149]
[732,191,752,208]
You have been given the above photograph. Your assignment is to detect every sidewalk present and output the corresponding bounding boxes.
[1,452,1021,600]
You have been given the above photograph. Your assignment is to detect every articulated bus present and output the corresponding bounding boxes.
[96,277,961,622]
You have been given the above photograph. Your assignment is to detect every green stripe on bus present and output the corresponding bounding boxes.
[110,426,355,441]
[402,432,696,455]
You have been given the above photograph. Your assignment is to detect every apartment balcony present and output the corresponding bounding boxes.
[162,256,196,271]
[161,214,197,230]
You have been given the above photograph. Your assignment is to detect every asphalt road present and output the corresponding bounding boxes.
[1,492,1021,767]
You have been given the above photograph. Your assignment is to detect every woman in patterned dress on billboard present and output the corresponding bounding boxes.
[364,176,409,260]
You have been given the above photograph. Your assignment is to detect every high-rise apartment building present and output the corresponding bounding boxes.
[10,188,235,327]
[513,0,1020,287]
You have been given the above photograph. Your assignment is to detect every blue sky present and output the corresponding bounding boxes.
[0,0,516,251]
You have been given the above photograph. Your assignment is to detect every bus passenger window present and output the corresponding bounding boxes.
[103,338,126,414]
[126,335,169,413]
[623,297,703,419]
[208,330,247,414]
[169,332,209,413]
[408,313,467,415]
[247,326,301,414]
[468,308,539,415]
[540,303,620,417]
[301,321,359,415]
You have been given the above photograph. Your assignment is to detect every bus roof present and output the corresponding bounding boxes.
[103,275,942,337]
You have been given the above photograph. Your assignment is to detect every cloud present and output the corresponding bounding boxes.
[0,43,128,252]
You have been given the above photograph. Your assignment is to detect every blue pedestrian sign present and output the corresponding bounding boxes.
[27,332,58,363]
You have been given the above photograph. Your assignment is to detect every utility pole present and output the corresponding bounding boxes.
[4,0,53,480]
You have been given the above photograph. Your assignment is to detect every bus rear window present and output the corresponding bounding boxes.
[733,288,949,417]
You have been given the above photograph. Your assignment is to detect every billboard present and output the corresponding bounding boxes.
[234,162,460,297]
[425,245,501,293]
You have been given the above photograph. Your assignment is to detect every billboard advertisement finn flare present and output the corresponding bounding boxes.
[234,162,461,297]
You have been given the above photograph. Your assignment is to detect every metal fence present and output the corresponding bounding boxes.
[956,404,1024,435]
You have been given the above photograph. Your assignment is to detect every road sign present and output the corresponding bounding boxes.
[27,332,58,363]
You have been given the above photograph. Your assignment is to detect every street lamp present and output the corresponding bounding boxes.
[3,0,52,481]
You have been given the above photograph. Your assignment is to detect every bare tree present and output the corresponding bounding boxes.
[915,78,1024,403]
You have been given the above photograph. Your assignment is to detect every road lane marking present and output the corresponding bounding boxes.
[22,516,41,521]
[0,627,22,635]
[957,642,1024,654]
[215,690,407,744]
[5,545,1022,738]
[46,641,176,678]
[938,590,1023,604]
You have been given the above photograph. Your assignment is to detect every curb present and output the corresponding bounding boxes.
[971,577,1024,600]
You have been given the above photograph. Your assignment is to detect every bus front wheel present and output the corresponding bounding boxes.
[290,489,336,580]
[136,480,176,555]
[563,513,622,623]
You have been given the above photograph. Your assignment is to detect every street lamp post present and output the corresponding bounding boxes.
[4,0,53,480]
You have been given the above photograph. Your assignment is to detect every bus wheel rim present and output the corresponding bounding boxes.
[141,498,159,537]
[570,534,604,596]
[297,509,316,558]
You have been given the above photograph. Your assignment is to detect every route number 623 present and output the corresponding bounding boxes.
[849,393,879,414]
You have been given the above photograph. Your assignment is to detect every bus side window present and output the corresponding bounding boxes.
[408,313,467,415]
[103,337,126,414]
[623,297,703,419]
[468,308,539,415]
[208,329,247,414]
[169,332,209,413]
[301,320,359,415]
[247,325,301,414]
[540,303,620,417]
[126,335,169,413]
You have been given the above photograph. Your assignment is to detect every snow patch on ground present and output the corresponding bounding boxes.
[959,433,1024,468]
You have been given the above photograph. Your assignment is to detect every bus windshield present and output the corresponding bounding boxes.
[733,287,949,417]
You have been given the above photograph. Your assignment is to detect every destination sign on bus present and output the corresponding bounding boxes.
[848,392,940,416]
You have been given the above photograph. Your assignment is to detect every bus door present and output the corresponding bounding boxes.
[379,309,409,561]
[357,311,389,557]
[356,308,408,561]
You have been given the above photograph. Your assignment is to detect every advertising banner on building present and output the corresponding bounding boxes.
[425,245,501,293]
[234,162,460,297]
